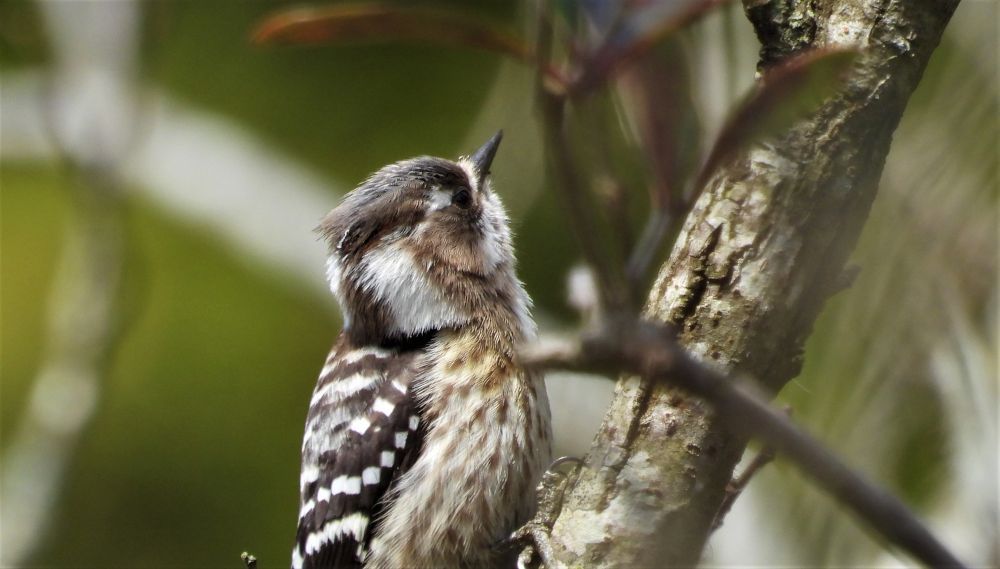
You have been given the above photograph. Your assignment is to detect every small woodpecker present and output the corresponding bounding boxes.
[293,132,552,569]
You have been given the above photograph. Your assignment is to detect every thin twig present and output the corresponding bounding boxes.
[711,443,777,531]
[521,320,968,569]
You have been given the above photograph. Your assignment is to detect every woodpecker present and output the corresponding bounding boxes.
[293,132,552,569]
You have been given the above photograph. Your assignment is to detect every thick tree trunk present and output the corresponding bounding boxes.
[547,0,959,566]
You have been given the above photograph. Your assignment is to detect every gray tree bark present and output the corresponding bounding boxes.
[547,0,960,566]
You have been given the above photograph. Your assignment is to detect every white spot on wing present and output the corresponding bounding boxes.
[343,346,392,364]
[328,474,361,496]
[318,359,338,379]
[305,531,322,555]
[408,415,419,430]
[391,379,407,394]
[380,451,395,468]
[394,431,407,449]
[372,397,395,417]
[330,475,345,495]
[300,466,319,489]
[317,487,331,503]
[345,476,361,495]
[362,466,381,485]
[311,372,381,405]
[298,499,315,520]
[303,512,369,554]
[349,416,371,434]
[328,512,368,542]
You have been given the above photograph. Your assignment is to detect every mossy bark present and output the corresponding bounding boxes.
[548,0,959,566]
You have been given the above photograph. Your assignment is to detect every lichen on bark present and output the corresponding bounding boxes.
[547,0,960,566]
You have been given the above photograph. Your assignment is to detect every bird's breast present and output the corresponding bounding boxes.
[367,330,552,568]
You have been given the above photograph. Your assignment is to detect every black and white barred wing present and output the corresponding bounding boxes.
[293,345,425,569]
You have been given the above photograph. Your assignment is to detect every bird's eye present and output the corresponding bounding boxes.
[452,188,472,209]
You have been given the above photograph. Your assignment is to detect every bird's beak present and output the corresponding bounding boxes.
[470,130,503,189]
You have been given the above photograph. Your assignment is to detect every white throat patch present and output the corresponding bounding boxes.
[357,244,467,335]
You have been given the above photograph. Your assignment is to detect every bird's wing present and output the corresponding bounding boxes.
[293,344,426,569]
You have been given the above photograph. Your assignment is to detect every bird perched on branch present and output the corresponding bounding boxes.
[293,132,552,569]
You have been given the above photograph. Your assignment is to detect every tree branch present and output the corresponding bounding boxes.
[524,321,967,568]
[711,433,776,531]
[543,0,961,566]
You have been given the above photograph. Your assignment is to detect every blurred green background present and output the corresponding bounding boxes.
[1,1,996,568]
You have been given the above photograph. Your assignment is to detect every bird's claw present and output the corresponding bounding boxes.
[505,456,583,568]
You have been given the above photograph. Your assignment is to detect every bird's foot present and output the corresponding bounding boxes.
[503,456,583,569]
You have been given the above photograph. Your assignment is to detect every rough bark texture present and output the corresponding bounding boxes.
[548,0,959,566]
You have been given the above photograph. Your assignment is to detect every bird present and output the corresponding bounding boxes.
[292,131,552,569]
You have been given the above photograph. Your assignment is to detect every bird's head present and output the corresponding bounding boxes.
[319,131,531,345]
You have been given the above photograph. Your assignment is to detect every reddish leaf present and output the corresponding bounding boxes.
[695,48,860,189]
[252,4,532,63]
